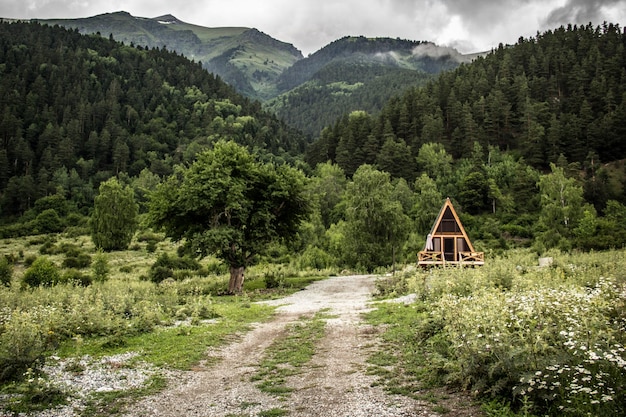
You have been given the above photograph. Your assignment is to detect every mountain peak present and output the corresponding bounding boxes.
[152,14,182,25]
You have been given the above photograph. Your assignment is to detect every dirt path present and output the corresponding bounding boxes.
[123,275,482,417]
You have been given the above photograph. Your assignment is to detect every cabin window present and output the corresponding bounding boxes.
[437,207,461,233]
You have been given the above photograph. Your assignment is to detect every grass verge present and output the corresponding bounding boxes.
[55,301,276,369]
[251,311,329,396]
[364,302,434,397]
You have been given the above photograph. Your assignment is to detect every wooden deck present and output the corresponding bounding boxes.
[418,250,485,267]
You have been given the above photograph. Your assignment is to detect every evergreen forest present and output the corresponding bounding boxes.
[1,20,626,264]
[0,20,305,225]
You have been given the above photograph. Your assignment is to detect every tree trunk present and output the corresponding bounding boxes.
[228,265,245,294]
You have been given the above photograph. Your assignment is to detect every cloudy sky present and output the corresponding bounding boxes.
[2,0,625,55]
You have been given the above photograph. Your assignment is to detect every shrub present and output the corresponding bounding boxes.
[295,246,334,270]
[403,251,626,417]
[38,240,57,255]
[136,231,164,243]
[0,222,35,238]
[63,226,89,238]
[33,194,69,217]
[146,240,157,253]
[21,257,62,288]
[264,272,284,289]
[150,266,173,284]
[63,269,93,286]
[90,177,138,251]
[62,252,92,269]
[172,269,194,281]
[149,253,201,283]
[119,265,133,273]
[137,231,162,253]
[0,256,13,286]
[374,273,408,297]
[91,251,110,282]
[0,311,46,382]
[23,255,37,267]
[35,209,64,234]
[65,212,87,227]
[205,258,227,275]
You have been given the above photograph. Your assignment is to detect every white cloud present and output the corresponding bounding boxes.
[1,0,625,55]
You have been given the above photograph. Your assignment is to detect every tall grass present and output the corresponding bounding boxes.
[368,249,626,416]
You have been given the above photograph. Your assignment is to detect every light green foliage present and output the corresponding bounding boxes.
[483,148,527,215]
[371,249,626,416]
[412,173,443,234]
[573,207,598,239]
[91,250,110,282]
[416,142,453,186]
[0,310,47,381]
[21,257,62,288]
[340,165,411,271]
[536,164,586,249]
[307,162,347,229]
[131,168,162,211]
[90,177,138,251]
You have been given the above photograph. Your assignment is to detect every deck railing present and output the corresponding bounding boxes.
[417,251,442,263]
[458,251,484,263]
[418,250,484,266]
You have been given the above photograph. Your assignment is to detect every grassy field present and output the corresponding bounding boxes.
[0,232,328,415]
[2,231,625,417]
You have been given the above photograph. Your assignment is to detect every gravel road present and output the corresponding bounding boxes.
[121,275,482,417]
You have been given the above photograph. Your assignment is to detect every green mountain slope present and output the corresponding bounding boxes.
[266,36,474,137]
[0,20,306,221]
[38,11,303,100]
[275,36,470,93]
[27,12,479,136]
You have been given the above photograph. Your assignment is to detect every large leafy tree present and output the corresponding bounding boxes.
[148,140,309,293]
[412,173,443,234]
[341,165,410,271]
[536,163,586,249]
[90,177,138,251]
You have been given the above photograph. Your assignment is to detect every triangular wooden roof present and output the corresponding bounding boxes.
[424,198,476,252]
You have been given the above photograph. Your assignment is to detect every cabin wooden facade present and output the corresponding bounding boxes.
[418,198,484,267]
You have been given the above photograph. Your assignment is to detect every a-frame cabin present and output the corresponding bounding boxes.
[418,198,484,267]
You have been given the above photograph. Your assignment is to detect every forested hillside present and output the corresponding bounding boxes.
[267,36,471,137]
[0,21,306,224]
[275,36,467,93]
[293,23,626,259]
[32,13,477,138]
[38,11,304,100]
[1,19,626,259]
[308,23,626,171]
